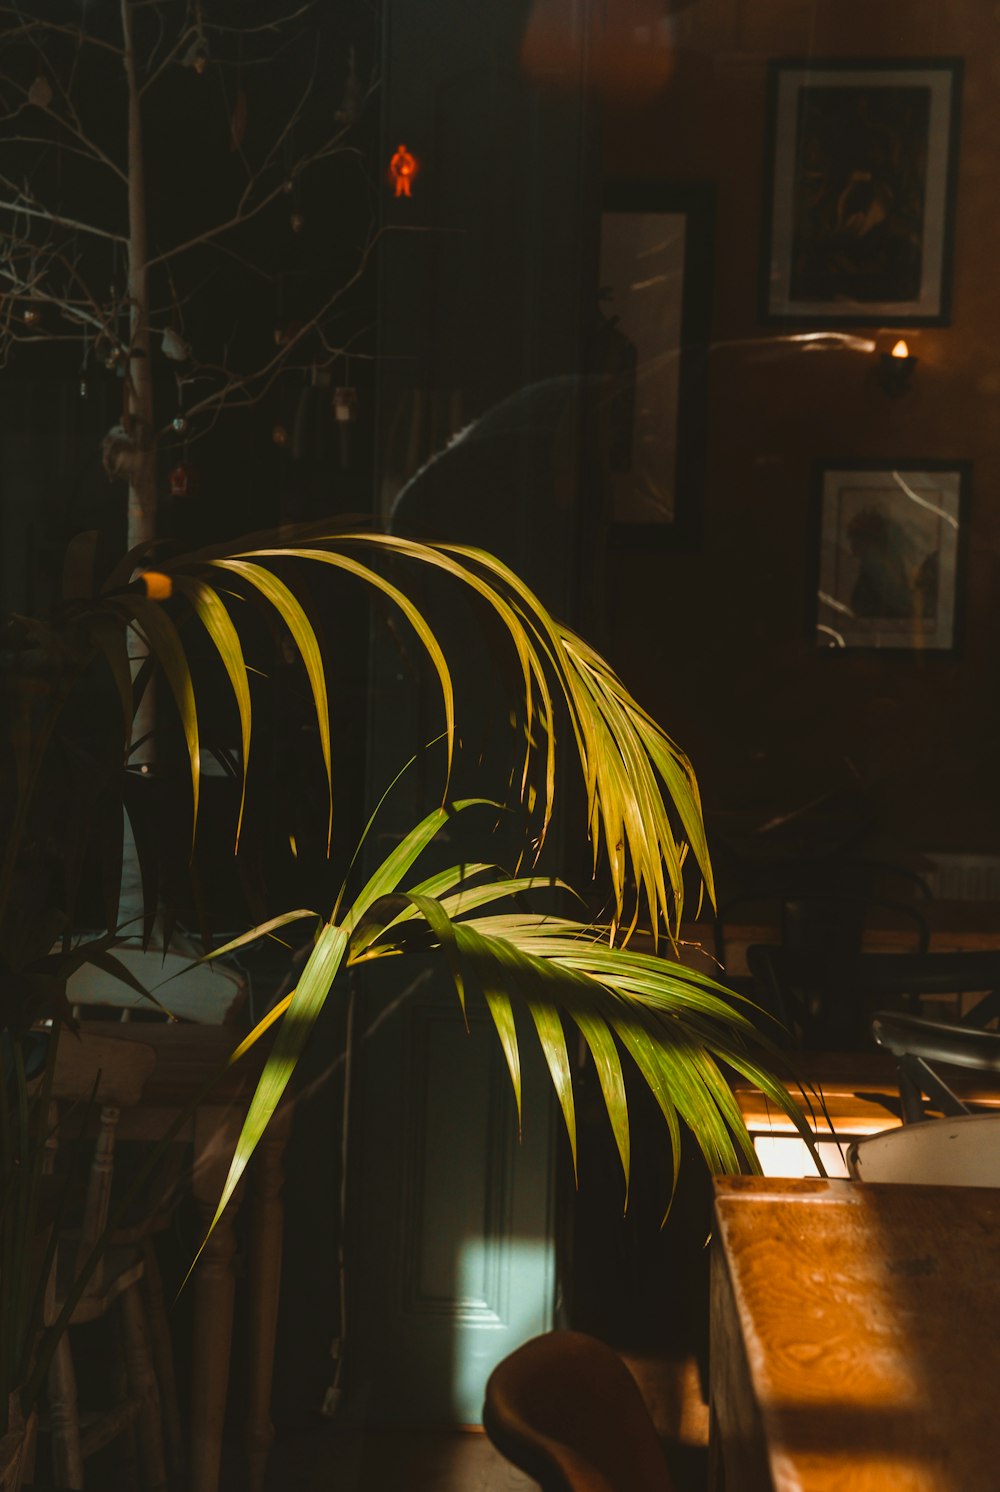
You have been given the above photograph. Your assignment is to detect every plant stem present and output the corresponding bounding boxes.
[121,0,157,787]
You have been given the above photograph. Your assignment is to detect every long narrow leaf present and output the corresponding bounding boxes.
[172,576,253,848]
[109,596,200,846]
[231,547,457,793]
[570,1007,630,1203]
[482,984,523,1133]
[193,921,349,1263]
[208,560,333,851]
[342,799,493,931]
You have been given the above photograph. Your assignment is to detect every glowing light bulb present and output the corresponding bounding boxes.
[891,340,910,359]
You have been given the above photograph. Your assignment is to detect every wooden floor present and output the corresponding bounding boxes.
[262,1353,708,1492]
[265,1424,534,1491]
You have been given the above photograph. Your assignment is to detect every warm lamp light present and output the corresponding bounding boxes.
[878,338,918,396]
[519,0,674,100]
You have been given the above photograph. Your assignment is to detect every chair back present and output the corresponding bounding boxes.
[713,857,931,971]
[49,1032,156,1296]
[483,1330,674,1492]
[848,1113,1000,1186]
[747,947,1000,1051]
[872,1008,1000,1122]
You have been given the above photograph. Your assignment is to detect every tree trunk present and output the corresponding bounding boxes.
[121,0,157,924]
[121,0,156,556]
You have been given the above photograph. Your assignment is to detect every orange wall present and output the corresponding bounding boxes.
[603,0,1000,851]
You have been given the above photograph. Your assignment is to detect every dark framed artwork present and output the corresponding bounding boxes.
[597,183,714,548]
[762,59,963,325]
[812,460,969,653]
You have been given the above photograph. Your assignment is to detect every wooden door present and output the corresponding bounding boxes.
[348,0,598,1422]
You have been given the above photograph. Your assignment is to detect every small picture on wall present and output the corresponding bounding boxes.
[813,461,969,653]
[762,59,962,324]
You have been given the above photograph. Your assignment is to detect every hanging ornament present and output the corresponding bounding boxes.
[183,34,210,73]
[274,319,304,347]
[101,423,137,480]
[335,46,364,126]
[290,211,304,233]
[272,422,289,447]
[332,387,359,423]
[169,460,200,498]
[28,75,53,109]
[161,327,191,362]
[333,386,359,470]
[95,330,120,369]
[79,377,89,399]
[387,143,418,198]
[172,414,188,434]
[229,88,248,153]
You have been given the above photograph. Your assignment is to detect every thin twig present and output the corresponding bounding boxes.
[0,194,126,243]
[0,12,124,58]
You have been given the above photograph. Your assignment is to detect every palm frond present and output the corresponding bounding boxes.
[106,595,200,848]
[204,825,816,1244]
[126,523,712,937]
[207,559,334,851]
[171,576,252,848]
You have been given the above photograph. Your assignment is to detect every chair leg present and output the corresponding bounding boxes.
[47,1333,85,1491]
[112,1308,140,1492]
[141,1236,185,1486]
[120,1283,168,1492]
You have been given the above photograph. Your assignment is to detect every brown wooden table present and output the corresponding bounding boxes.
[82,1021,291,1492]
[710,1176,1000,1492]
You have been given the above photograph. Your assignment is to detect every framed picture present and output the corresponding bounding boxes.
[812,461,969,653]
[598,183,714,547]
[762,59,963,325]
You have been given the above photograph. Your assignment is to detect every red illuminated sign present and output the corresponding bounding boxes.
[388,143,418,198]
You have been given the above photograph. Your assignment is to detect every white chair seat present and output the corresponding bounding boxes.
[848,1112,1000,1187]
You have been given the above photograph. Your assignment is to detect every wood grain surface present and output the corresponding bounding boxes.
[710,1177,1000,1492]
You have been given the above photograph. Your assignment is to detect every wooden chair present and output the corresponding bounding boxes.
[44,1031,168,1491]
[746,946,1000,1050]
[66,948,246,1487]
[871,1006,1000,1121]
[713,858,932,974]
[483,1330,674,1492]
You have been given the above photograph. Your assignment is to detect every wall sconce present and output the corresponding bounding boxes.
[878,339,918,397]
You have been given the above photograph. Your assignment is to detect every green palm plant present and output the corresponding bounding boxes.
[0,521,816,1431]
[197,800,808,1245]
[88,524,813,1227]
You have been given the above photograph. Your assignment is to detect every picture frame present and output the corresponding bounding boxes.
[598,183,714,548]
[811,460,970,654]
[762,58,963,326]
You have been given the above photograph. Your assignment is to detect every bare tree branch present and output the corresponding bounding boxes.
[0,189,126,244]
[0,132,118,174]
[0,73,129,183]
[0,0,377,521]
[145,133,359,270]
[139,23,199,97]
[235,57,318,211]
[202,4,314,36]
[165,224,381,435]
[0,11,124,58]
